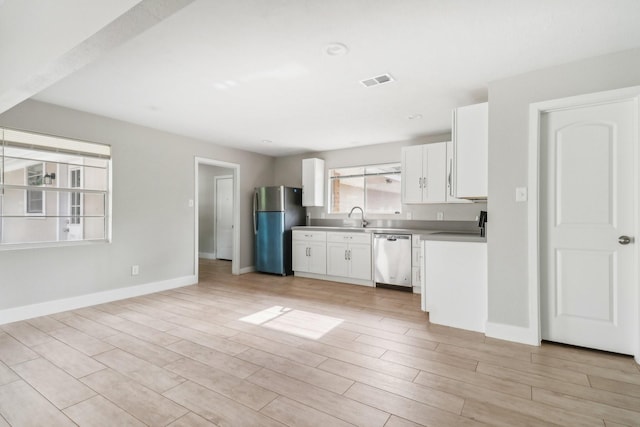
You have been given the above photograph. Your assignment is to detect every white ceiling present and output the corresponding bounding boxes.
[13,0,640,156]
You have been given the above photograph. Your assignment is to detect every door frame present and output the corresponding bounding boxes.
[527,85,640,362]
[194,157,240,276]
[214,174,233,260]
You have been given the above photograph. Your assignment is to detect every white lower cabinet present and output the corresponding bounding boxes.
[326,232,372,282]
[411,235,422,295]
[422,240,487,332]
[292,231,326,274]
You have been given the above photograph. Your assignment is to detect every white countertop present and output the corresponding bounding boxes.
[292,226,486,243]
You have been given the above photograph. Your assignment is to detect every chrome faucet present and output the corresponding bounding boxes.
[348,206,369,227]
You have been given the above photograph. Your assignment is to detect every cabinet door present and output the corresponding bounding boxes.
[292,240,309,272]
[446,141,471,203]
[401,145,424,204]
[302,158,324,207]
[326,242,349,277]
[307,241,327,275]
[424,142,447,203]
[348,243,372,280]
[454,102,488,199]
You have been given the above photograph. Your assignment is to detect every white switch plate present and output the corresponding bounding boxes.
[437,212,444,220]
[188,199,194,207]
[515,187,528,202]
[131,265,139,276]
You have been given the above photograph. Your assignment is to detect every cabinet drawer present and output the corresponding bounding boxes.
[293,230,326,242]
[327,232,371,245]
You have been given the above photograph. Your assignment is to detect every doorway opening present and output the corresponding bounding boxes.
[195,157,240,277]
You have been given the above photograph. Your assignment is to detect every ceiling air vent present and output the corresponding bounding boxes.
[360,73,394,88]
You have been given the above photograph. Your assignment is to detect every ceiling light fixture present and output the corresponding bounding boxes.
[408,113,423,120]
[325,42,349,56]
[262,139,273,144]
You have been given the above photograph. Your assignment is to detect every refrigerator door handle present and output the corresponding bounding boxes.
[253,190,258,235]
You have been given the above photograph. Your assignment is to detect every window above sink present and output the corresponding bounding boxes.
[328,163,401,215]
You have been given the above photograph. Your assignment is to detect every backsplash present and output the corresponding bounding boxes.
[309,218,481,233]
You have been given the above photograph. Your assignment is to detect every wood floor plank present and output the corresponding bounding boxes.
[532,354,640,386]
[299,341,419,381]
[383,415,425,427]
[477,361,640,412]
[260,396,355,427]
[26,316,66,333]
[344,382,482,426]
[377,342,479,372]
[247,368,390,427]
[63,395,146,427]
[164,357,277,411]
[163,381,285,427]
[81,368,189,426]
[11,358,96,409]
[589,375,640,399]
[532,387,640,426]
[48,326,114,356]
[0,381,75,426]
[0,333,38,366]
[94,348,185,393]
[167,412,218,427]
[438,343,592,387]
[383,351,531,399]
[461,399,564,427]
[58,313,119,339]
[0,362,18,386]
[31,339,106,378]
[413,371,605,427]
[167,339,262,379]
[166,326,249,355]
[318,358,465,414]
[103,332,183,366]
[230,332,327,367]
[237,347,354,394]
[1,321,54,347]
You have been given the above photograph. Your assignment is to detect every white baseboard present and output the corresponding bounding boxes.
[0,275,197,326]
[239,266,255,274]
[485,321,540,346]
[198,252,216,259]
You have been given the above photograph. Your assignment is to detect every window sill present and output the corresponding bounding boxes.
[0,239,111,252]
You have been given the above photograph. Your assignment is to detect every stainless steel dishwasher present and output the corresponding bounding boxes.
[373,234,412,288]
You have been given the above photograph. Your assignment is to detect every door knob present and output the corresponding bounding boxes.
[618,235,633,245]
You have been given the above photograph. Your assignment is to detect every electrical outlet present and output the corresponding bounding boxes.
[131,265,139,276]
[437,212,444,221]
[515,187,528,202]
[188,199,194,207]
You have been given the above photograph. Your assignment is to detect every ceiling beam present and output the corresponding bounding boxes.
[0,0,195,115]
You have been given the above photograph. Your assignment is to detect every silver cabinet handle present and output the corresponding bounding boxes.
[344,250,348,260]
[418,177,422,189]
[618,235,633,245]
[348,249,352,260]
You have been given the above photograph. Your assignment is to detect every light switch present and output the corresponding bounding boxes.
[515,187,527,202]
[188,199,194,207]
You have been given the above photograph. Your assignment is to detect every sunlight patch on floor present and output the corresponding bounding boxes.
[239,306,343,339]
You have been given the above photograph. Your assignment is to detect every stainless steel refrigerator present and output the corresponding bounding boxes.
[253,186,304,275]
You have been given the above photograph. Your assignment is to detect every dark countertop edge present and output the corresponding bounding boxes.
[292,226,487,243]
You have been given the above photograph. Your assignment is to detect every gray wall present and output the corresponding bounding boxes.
[274,135,487,222]
[487,47,640,327]
[198,164,233,256]
[0,99,274,310]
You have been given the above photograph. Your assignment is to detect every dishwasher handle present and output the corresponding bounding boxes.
[374,234,411,241]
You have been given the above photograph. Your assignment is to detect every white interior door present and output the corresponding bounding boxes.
[215,176,233,260]
[66,167,83,241]
[540,99,637,355]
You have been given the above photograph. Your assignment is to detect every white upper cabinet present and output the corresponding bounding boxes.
[302,158,324,206]
[401,142,447,204]
[453,102,488,199]
[446,141,471,204]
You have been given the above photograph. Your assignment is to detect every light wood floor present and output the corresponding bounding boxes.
[1,259,639,426]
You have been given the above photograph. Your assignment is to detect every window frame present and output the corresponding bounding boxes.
[24,162,46,216]
[327,162,402,216]
[0,127,112,250]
